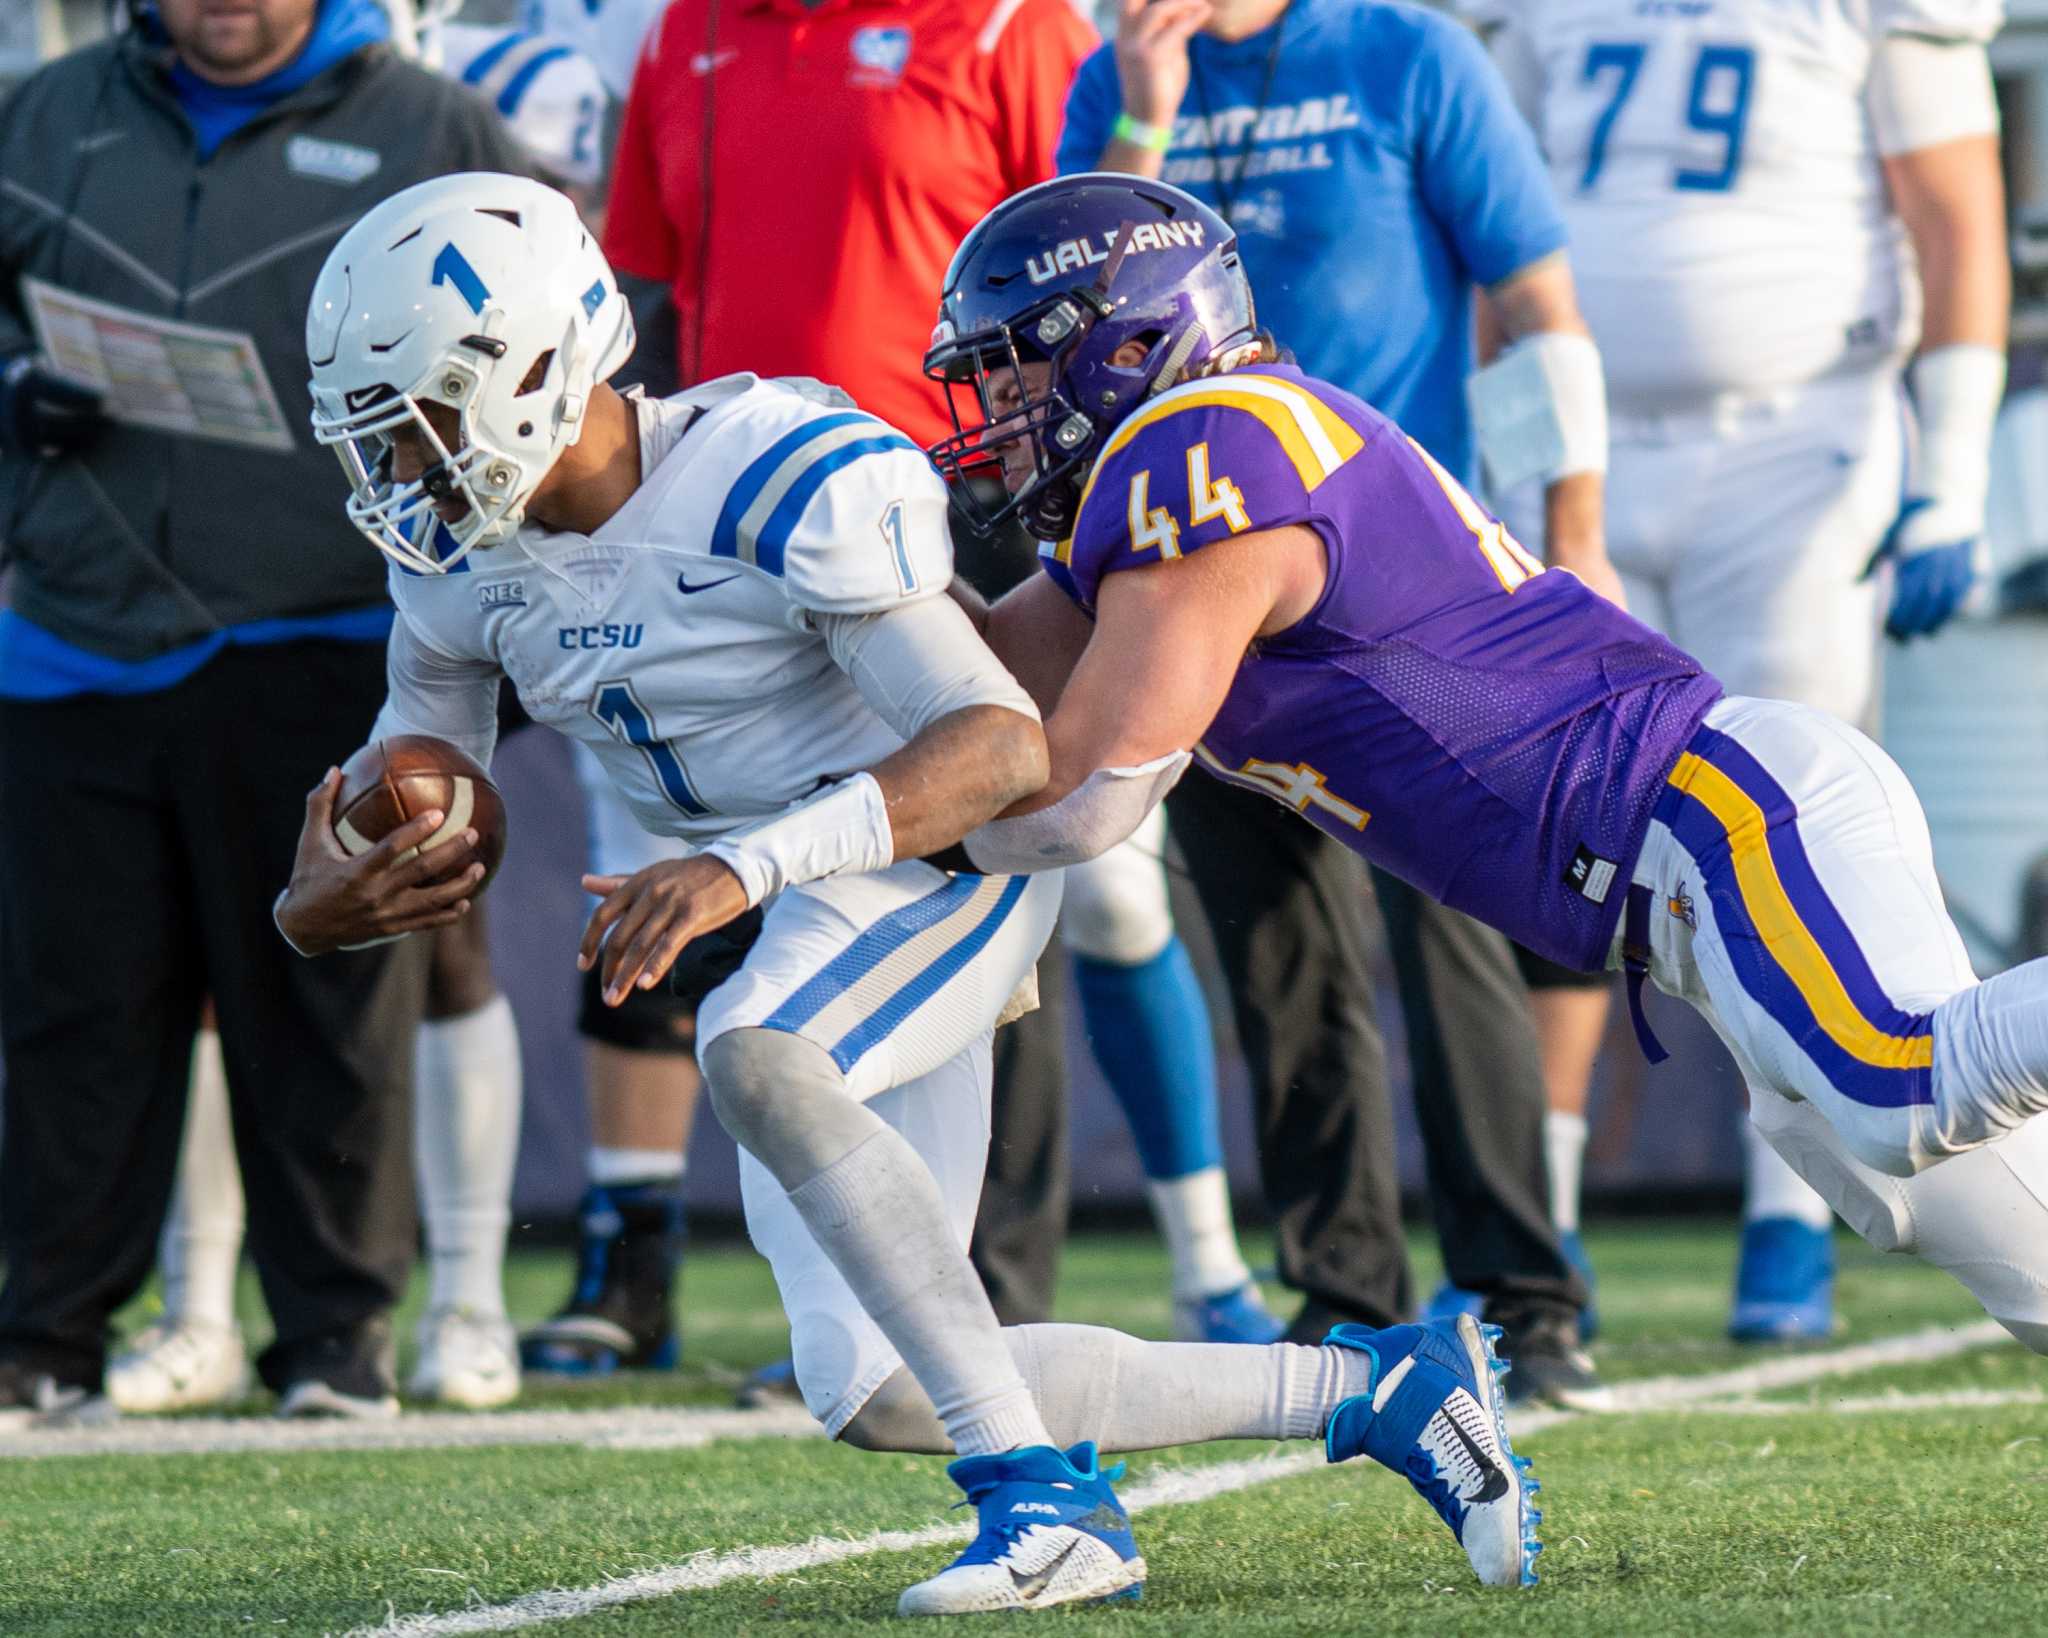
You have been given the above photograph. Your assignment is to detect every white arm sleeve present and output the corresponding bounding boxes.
[962,752,1192,874]
[372,611,504,770]
[1867,37,1999,157]
[816,596,1040,744]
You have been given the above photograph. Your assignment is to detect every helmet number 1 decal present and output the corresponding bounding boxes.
[880,500,919,595]
[431,243,492,316]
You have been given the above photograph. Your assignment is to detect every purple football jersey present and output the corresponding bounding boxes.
[1049,364,1724,971]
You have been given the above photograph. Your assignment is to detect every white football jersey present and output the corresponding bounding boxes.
[438,23,609,187]
[1482,0,2002,409]
[376,375,956,847]
[518,0,664,100]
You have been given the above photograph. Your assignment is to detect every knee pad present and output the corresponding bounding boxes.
[1747,1085,1917,1252]
[1059,843,1172,965]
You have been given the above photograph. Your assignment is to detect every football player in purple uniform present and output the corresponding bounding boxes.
[932,175,2048,1372]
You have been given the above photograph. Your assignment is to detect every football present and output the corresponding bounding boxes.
[332,734,508,891]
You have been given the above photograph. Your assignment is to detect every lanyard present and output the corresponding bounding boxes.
[1189,1,1297,224]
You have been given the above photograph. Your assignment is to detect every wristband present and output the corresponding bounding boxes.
[1908,342,2006,532]
[704,771,895,908]
[1466,330,1609,490]
[1113,112,1175,154]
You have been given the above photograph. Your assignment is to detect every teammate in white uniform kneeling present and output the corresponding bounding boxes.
[1472,0,2010,1339]
[273,174,1548,1611]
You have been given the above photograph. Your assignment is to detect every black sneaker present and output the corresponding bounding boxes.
[521,1182,682,1376]
[1488,1301,1612,1412]
[0,1359,113,1430]
[272,1318,399,1420]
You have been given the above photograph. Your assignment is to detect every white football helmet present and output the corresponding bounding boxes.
[306,172,634,574]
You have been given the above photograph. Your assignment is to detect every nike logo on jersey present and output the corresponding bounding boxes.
[690,47,739,75]
[677,573,738,596]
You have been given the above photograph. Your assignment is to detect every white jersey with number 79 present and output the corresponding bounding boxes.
[1471,0,2001,409]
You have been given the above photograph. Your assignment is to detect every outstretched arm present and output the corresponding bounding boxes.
[960,529,1297,871]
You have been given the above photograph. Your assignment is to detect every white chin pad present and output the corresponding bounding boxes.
[963,751,1191,874]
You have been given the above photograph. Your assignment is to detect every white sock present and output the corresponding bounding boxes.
[1011,1326,1372,1448]
[789,1126,1054,1457]
[857,1326,1375,1453]
[1743,1119,1834,1228]
[1146,1167,1254,1299]
[160,1028,245,1330]
[1544,1111,1588,1234]
[588,1147,685,1188]
[414,995,523,1316]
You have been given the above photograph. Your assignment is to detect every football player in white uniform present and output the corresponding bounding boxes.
[1470,0,2011,1339]
[278,173,1549,1610]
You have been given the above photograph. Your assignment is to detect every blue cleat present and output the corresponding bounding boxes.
[1324,1313,1543,1588]
[520,1185,682,1376]
[1428,1231,1600,1340]
[1422,1282,1485,1323]
[1729,1218,1836,1342]
[898,1441,1145,1615]
[1174,1280,1287,1344]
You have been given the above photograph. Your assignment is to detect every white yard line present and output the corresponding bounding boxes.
[0,1402,820,1461]
[334,1318,2014,1637]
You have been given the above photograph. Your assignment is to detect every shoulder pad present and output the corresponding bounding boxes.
[1061,372,1364,608]
[707,402,953,613]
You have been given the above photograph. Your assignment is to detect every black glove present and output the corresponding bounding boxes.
[0,351,108,458]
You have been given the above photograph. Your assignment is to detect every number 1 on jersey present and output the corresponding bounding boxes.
[593,681,710,816]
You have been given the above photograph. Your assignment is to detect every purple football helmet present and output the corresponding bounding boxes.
[924,174,1257,541]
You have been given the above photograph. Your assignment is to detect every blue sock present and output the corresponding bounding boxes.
[1073,937,1221,1181]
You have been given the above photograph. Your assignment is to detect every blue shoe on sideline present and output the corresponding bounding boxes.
[1422,1282,1485,1323]
[735,1356,801,1409]
[897,1441,1145,1615]
[1324,1313,1542,1588]
[1174,1280,1286,1344]
[1561,1228,1601,1342]
[1729,1218,1835,1342]
[520,1185,682,1376]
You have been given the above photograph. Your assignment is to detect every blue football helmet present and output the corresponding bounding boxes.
[924,174,1257,541]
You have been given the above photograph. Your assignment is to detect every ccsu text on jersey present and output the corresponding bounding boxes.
[558,623,645,650]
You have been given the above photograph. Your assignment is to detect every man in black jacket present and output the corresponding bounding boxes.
[0,0,529,1423]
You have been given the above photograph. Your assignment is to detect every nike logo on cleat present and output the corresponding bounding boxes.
[1008,1540,1078,1601]
[677,573,738,595]
[1444,1410,1510,1504]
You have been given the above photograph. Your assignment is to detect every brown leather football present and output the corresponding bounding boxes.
[332,735,508,891]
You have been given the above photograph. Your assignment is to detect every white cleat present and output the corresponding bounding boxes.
[408,1308,521,1409]
[106,1320,250,1414]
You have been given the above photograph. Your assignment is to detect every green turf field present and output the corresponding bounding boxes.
[1,1222,2041,1636]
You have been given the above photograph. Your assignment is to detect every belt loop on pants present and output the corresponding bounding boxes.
[1622,882,1670,1065]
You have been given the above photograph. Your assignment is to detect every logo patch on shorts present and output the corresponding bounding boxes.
[1668,882,1697,930]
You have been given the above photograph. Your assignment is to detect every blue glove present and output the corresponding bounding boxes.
[0,351,108,459]
[1866,496,1980,641]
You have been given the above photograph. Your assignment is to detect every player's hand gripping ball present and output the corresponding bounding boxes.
[333,735,509,890]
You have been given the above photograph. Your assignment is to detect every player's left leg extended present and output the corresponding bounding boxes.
[700,866,1539,1607]
[1061,809,1278,1344]
[1631,696,2048,1345]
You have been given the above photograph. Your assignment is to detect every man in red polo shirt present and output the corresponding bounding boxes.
[604,0,1096,444]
